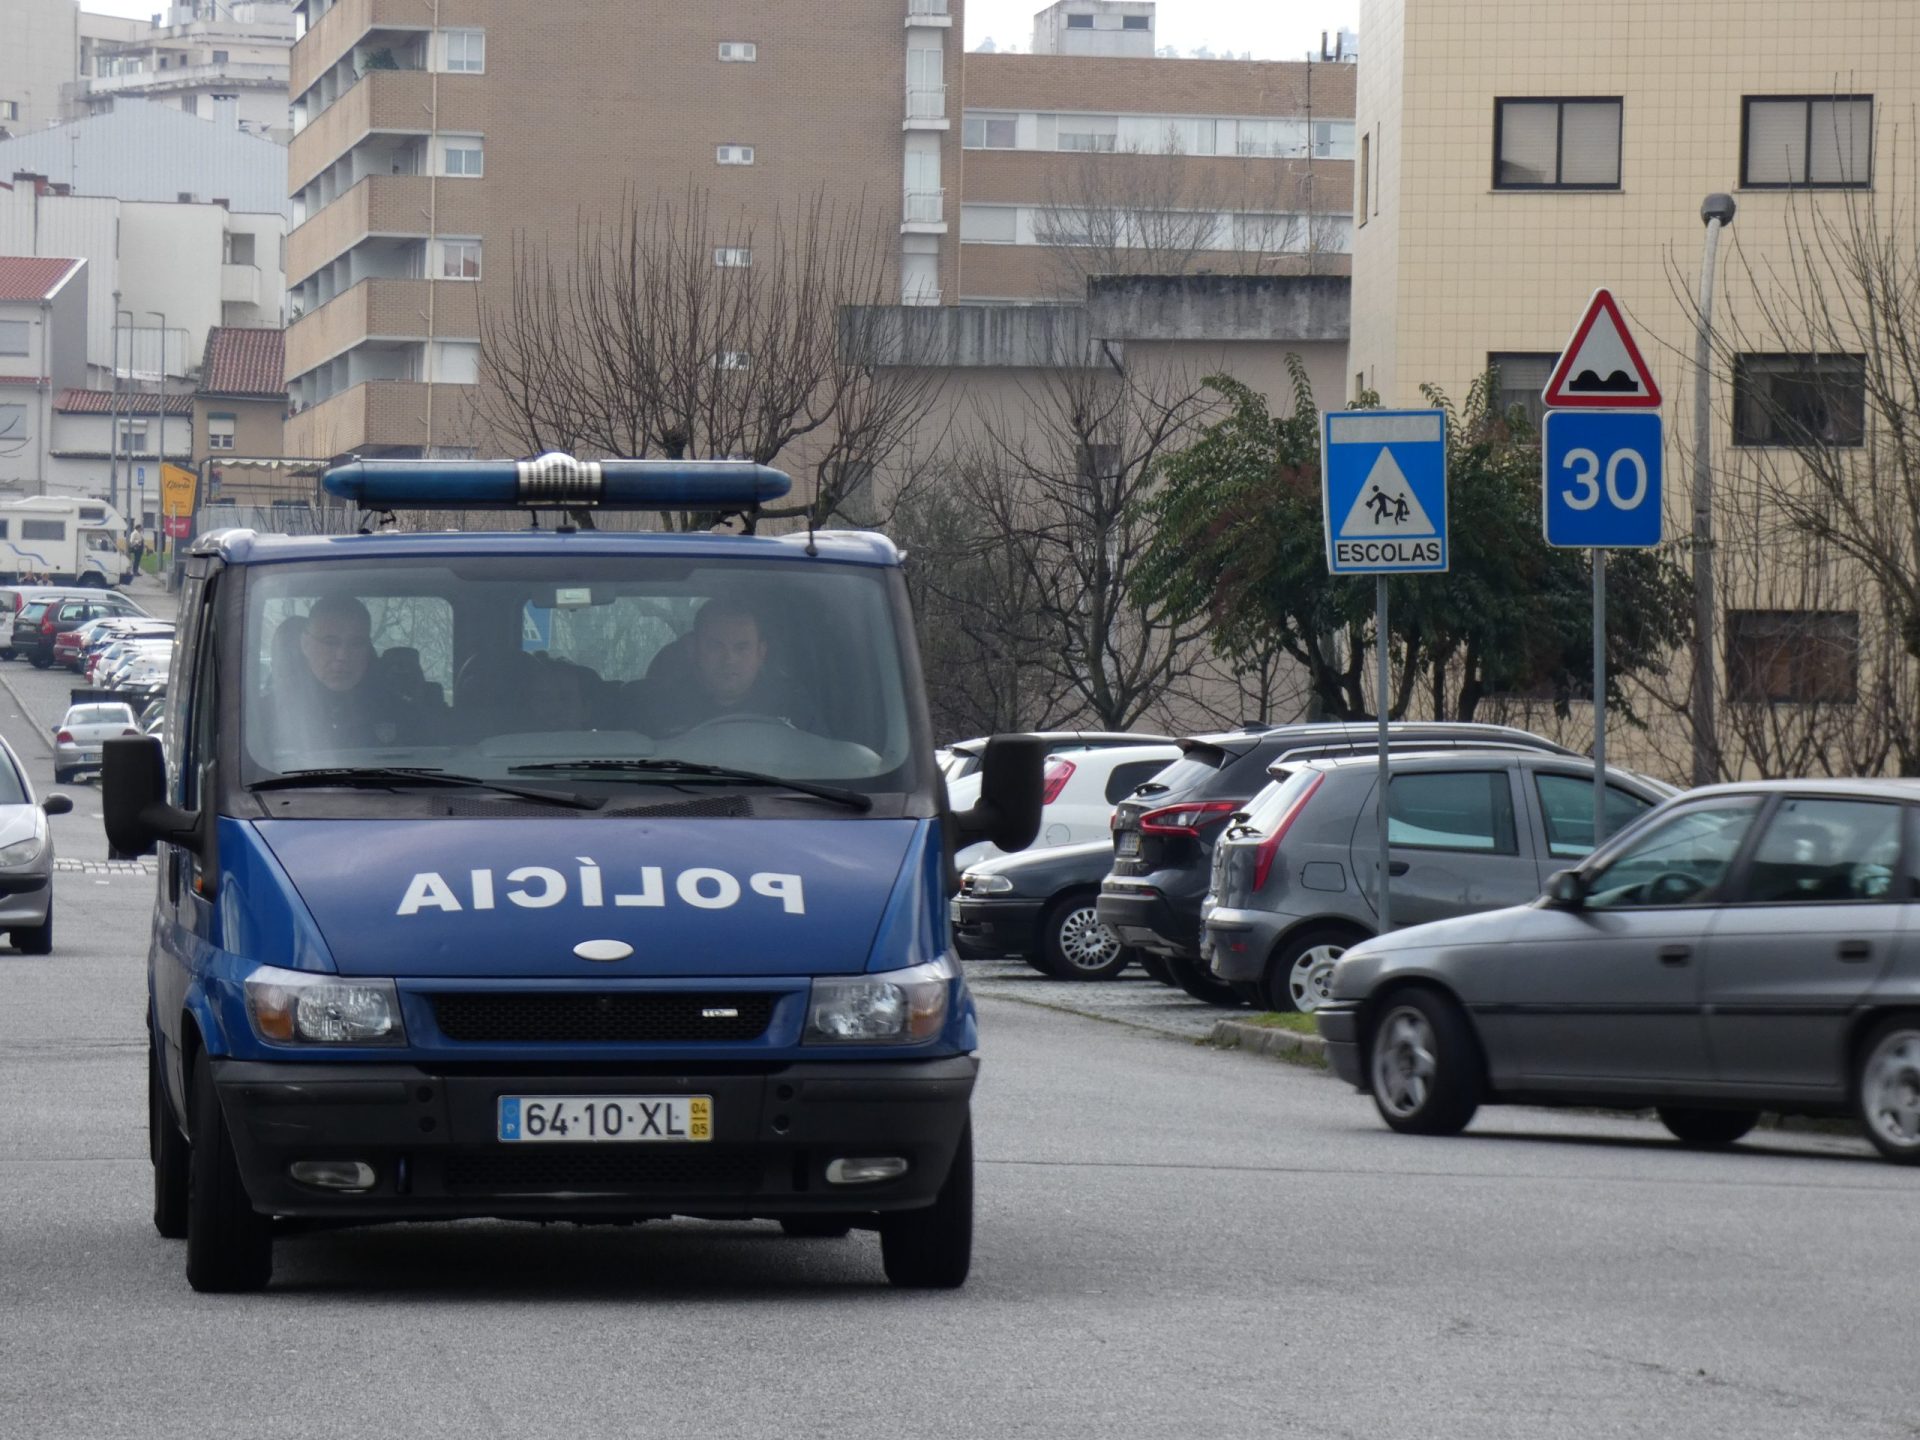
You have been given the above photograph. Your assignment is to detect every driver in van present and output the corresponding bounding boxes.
[647,597,803,734]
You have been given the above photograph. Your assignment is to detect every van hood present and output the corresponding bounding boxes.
[252,818,926,979]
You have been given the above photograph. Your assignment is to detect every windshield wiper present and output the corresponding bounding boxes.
[250,767,601,810]
[508,758,873,812]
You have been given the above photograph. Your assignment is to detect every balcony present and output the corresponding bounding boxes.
[220,264,261,307]
[285,276,480,378]
[288,175,486,286]
[73,60,286,102]
[289,69,469,191]
[904,86,949,130]
[902,189,946,233]
[285,379,475,460]
[905,0,952,26]
[291,0,429,93]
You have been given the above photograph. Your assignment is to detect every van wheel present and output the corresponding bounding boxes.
[185,1048,273,1292]
[780,1216,855,1239]
[1856,1016,1920,1163]
[1165,954,1246,1007]
[150,1030,188,1238]
[1367,989,1482,1135]
[13,911,52,954]
[1262,928,1362,1014]
[1039,892,1131,981]
[1656,1107,1759,1147]
[880,1122,972,1288]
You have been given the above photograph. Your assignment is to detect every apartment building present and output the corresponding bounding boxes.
[69,3,296,140]
[0,0,79,137]
[0,257,88,495]
[1353,0,1919,771]
[283,0,964,462]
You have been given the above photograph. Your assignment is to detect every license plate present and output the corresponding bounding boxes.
[1116,830,1142,857]
[497,1095,712,1143]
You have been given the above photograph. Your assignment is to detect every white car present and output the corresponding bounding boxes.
[949,741,1182,870]
[0,732,68,952]
[940,730,1174,783]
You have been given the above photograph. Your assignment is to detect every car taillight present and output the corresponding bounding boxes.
[55,730,72,744]
[40,618,54,634]
[1251,773,1326,892]
[1138,799,1242,837]
[1040,759,1075,806]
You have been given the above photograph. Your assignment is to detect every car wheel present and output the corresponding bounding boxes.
[53,767,72,785]
[13,910,52,955]
[28,653,49,669]
[1039,893,1132,981]
[1856,1017,1920,1164]
[1262,928,1363,1014]
[780,1216,855,1239]
[150,1030,189,1239]
[1656,1106,1759,1147]
[1230,981,1266,1007]
[1164,954,1246,1008]
[185,1047,274,1292]
[1367,989,1482,1136]
[879,1120,972,1289]
[0,648,13,660]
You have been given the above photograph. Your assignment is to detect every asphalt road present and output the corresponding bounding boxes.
[0,606,1914,1439]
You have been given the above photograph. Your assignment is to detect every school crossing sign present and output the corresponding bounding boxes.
[1322,408,1449,574]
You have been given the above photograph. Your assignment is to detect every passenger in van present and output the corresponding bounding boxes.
[645,597,809,735]
[273,594,417,751]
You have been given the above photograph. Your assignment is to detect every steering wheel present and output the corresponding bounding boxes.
[677,711,793,733]
[1644,869,1706,903]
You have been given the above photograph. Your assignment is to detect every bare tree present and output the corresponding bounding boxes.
[476,186,943,529]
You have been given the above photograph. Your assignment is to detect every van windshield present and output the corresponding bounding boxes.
[239,556,923,796]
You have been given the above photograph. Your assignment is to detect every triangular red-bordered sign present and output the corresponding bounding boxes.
[1541,288,1662,409]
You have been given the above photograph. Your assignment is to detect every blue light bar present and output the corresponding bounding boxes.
[322,453,792,510]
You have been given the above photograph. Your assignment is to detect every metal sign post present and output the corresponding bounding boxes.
[1322,409,1448,932]
[1592,551,1606,845]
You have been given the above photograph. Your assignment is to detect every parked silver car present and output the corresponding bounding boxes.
[0,733,71,952]
[1316,779,1920,1163]
[55,701,140,783]
[1203,750,1671,1011]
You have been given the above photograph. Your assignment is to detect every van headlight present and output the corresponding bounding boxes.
[244,965,406,1045]
[804,958,955,1045]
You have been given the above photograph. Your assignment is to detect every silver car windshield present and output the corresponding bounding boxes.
[239,556,918,792]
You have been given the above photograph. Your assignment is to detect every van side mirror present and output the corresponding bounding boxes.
[41,794,72,817]
[953,734,1045,852]
[103,736,199,857]
[1545,869,1588,909]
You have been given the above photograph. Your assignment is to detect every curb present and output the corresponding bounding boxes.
[1207,1018,1330,1067]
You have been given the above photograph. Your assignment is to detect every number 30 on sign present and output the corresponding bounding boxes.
[1541,410,1664,549]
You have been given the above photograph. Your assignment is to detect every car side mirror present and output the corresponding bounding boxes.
[41,794,72,817]
[953,734,1045,853]
[103,736,200,857]
[1545,869,1588,909]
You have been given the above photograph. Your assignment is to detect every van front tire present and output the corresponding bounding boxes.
[879,1121,972,1288]
[150,1031,188,1239]
[185,1049,273,1292]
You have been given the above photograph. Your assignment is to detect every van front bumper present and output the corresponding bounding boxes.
[212,1055,977,1221]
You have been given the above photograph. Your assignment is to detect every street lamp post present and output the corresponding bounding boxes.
[1691,194,1735,788]
[146,310,166,564]
[113,304,134,521]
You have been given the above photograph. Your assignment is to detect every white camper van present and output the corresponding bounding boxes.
[0,497,131,587]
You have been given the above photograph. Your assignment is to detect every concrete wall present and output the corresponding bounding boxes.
[193,395,283,465]
[0,0,79,133]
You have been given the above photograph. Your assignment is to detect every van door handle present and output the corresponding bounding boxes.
[1838,940,1873,963]
[1658,945,1692,967]
[1387,861,1410,876]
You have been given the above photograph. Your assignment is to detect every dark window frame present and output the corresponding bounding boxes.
[1385,768,1522,857]
[1731,352,1867,448]
[1739,94,1874,190]
[1065,13,1094,27]
[1492,96,1624,191]
[1488,350,1560,432]
[1121,14,1150,28]
[1725,609,1860,705]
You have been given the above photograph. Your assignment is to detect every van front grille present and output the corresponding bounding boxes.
[430,992,777,1044]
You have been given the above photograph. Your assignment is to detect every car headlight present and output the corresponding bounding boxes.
[0,836,44,866]
[804,958,955,1045]
[964,872,1014,894]
[244,964,407,1045]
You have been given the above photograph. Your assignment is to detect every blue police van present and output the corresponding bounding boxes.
[105,455,1042,1293]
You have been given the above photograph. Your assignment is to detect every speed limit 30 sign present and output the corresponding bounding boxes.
[1541,409,1663,548]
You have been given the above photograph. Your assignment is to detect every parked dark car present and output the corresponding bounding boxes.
[953,838,1136,980]
[1317,779,1920,1163]
[0,586,101,661]
[11,593,145,669]
[1098,723,1582,1005]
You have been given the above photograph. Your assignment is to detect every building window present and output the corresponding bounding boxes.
[1742,96,1872,188]
[1488,352,1558,431]
[0,320,27,356]
[1732,353,1866,447]
[443,29,485,73]
[717,42,756,61]
[1356,131,1370,223]
[1494,98,1622,188]
[117,418,148,451]
[1076,443,1120,480]
[713,351,751,371]
[1065,13,1094,27]
[713,246,752,268]
[716,144,755,165]
[225,232,255,266]
[959,205,1018,243]
[1122,14,1150,28]
[0,101,18,122]
[962,111,1017,149]
[207,413,236,450]
[0,403,25,441]
[211,49,229,62]
[441,137,484,176]
[1058,115,1118,152]
[1727,610,1859,704]
[1312,119,1355,160]
[437,239,482,279]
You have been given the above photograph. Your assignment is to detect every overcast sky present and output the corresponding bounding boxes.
[965,0,1359,58]
[80,0,1362,61]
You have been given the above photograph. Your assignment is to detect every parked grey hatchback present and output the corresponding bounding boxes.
[1316,779,1920,1163]
[1202,751,1671,1012]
